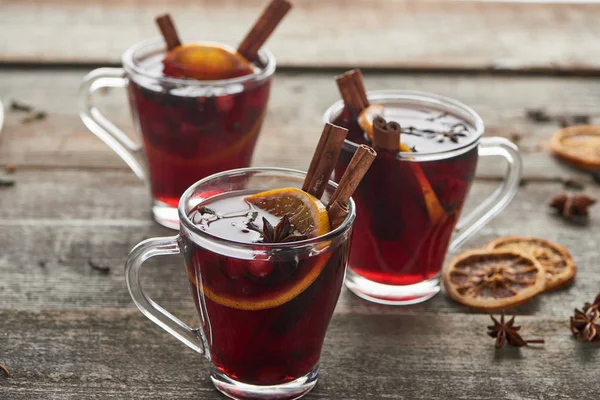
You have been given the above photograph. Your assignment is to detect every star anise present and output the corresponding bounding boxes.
[570,293,600,343]
[487,312,545,349]
[260,215,307,244]
[0,363,9,377]
[549,193,596,220]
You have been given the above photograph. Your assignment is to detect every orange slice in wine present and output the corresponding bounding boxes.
[358,104,446,223]
[244,187,331,237]
[442,249,546,310]
[485,236,576,291]
[194,188,332,311]
[163,43,254,80]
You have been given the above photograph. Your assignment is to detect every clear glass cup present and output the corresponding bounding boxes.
[125,167,355,399]
[80,38,275,229]
[323,90,522,305]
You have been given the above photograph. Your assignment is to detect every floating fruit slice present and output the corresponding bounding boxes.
[358,104,446,223]
[163,43,254,80]
[442,250,546,310]
[194,188,331,311]
[244,187,331,237]
[485,236,576,291]
[550,125,600,171]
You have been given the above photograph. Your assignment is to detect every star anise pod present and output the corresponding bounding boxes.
[260,215,307,244]
[570,293,600,343]
[549,193,596,220]
[487,312,545,349]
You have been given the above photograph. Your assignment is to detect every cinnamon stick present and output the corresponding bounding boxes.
[237,0,293,62]
[302,123,348,199]
[156,14,182,51]
[372,116,401,151]
[328,201,350,230]
[328,145,377,228]
[335,69,370,116]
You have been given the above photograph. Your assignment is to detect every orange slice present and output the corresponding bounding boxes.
[244,187,331,237]
[358,104,446,223]
[163,43,254,80]
[486,236,576,291]
[550,125,600,171]
[442,249,546,310]
[194,188,331,311]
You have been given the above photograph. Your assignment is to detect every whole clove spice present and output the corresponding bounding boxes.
[88,259,111,274]
[21,111,47,124]
[0,179,15,188]
[10,100,33,112]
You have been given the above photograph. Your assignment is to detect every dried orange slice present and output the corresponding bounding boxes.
[485,236,576,291]
[194,188,331,311]
[550,125,600,171]
[163,43,253,80]
[442,250,546,310]
[244,187,331,237]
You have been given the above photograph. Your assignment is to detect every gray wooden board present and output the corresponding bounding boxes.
[1,69,600,181]
[0,309,598,399]
[3,0,600,73]
[0,169,598,317]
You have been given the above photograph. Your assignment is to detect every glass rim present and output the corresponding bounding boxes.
[322,90,485,162]
[121,37,277,87]
[178,167,356,250]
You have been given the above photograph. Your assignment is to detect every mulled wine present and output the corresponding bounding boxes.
[127,49,271,208]
[183,191,349,386]
[333,100,479,298]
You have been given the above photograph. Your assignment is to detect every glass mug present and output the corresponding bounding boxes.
[80,38,275,229]
[125,168,355,400]
[324,90,522,305]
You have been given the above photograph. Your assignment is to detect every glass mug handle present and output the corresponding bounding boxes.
[79,68,147,182]
[125,236,207,355]
[449,137,523,252]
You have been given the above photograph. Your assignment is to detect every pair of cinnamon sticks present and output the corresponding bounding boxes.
[156,0,292,62]
[302,123,376,229]
[336,68,447,224]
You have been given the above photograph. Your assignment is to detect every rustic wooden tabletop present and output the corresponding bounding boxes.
[1,1,600,399]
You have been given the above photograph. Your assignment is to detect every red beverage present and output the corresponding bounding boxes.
[331,97,480,303]
[127,46,271,208]
[183,192,349,386]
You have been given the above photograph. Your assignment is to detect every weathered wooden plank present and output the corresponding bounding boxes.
[2,0,600,72]
[0,169,597,317]
[0,309,597,399]
[1,69,600,180]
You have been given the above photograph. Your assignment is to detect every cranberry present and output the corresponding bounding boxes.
[223,258,246,280]
[215,95,234,113]
[247,260,274,278]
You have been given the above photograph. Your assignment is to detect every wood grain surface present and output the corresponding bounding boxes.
[2,69,600,181]
[2,51,600,398]
[0,168,597,317]
[1,309,598,399]
[2,0,600,72]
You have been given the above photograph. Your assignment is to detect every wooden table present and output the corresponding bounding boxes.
[1,1,600,398]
